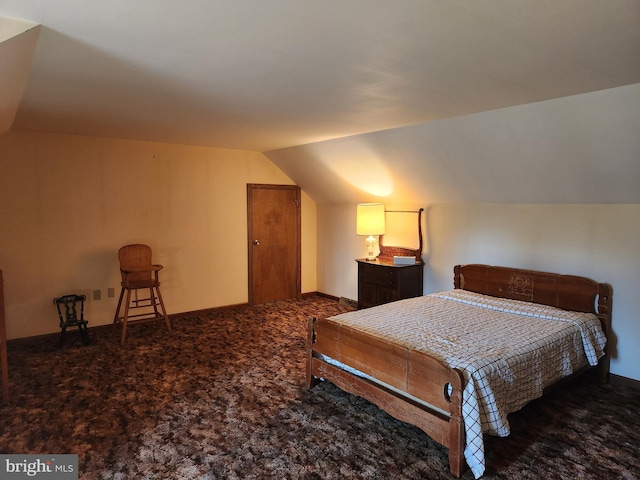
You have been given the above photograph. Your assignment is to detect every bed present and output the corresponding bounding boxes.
[306,264,612,478]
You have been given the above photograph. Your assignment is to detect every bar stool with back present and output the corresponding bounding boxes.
[113,244,171,344]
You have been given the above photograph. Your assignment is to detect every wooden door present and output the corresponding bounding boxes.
[247,184,301,305]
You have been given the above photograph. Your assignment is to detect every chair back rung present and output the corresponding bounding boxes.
[131,297,158,306]
[115,311,165,322]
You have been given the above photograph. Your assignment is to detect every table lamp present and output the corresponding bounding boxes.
[356,203,386,261]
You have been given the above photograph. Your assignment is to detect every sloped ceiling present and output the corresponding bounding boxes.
[1,1,639,205]
[2,1,639,152]
[266,84,640,205]
[0,17,39,134]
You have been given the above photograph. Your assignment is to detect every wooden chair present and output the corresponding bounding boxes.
[53,294,90,346]
[113,244,171,344]
[1,270,9,403]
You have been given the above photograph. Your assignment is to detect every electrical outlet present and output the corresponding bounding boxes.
[93,289,101,301]
[107,287,115,298]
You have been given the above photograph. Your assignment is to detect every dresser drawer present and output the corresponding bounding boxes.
[359,263,397,287]
[356,258,424,309]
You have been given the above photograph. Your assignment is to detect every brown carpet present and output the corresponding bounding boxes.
[0,296,638,479]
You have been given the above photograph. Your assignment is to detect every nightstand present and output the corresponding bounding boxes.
[356,257,424,309]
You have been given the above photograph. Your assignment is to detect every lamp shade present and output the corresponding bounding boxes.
[356,203,386,235]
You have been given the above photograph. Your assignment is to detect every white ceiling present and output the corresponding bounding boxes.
[1,0,639,152]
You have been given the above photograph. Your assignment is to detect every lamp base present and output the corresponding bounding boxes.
[365,235,378,261]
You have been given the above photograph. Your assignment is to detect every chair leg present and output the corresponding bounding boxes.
[150,287,159,316]
[121,289,132,344]
[155,286,172,334]
[59,326,66,346]
[115,286,170,343]
[78,324,90,345]
[113,287,125,325]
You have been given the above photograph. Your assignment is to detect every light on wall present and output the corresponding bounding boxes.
[356,203,386,261]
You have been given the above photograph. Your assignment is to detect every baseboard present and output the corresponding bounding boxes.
[305,292,357,309]
[309,291,338,301]
[169,302,249,320]
[7,295,337,346]
[609,373,640,390]
[301,291,326,300]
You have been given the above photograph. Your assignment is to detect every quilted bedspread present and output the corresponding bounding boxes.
[326,290,607,478]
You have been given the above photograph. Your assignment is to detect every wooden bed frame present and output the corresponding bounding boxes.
[306,264,613,477]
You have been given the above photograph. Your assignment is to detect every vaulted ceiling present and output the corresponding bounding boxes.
[2,1,639,153]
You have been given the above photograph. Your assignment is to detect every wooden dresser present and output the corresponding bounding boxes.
[356,257,424,309]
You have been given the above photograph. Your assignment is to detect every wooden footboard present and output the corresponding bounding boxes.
[306,316,466,478]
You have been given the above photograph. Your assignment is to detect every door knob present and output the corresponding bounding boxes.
[253,240,260,245]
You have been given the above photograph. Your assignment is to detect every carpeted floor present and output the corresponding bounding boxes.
[1,296,638,479]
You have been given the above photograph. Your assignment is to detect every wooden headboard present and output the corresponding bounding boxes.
[454,264,613,381]
[454,264,612,314]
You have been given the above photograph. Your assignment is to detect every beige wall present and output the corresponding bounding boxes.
[0,130,317,339]
[317,202,640,382]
